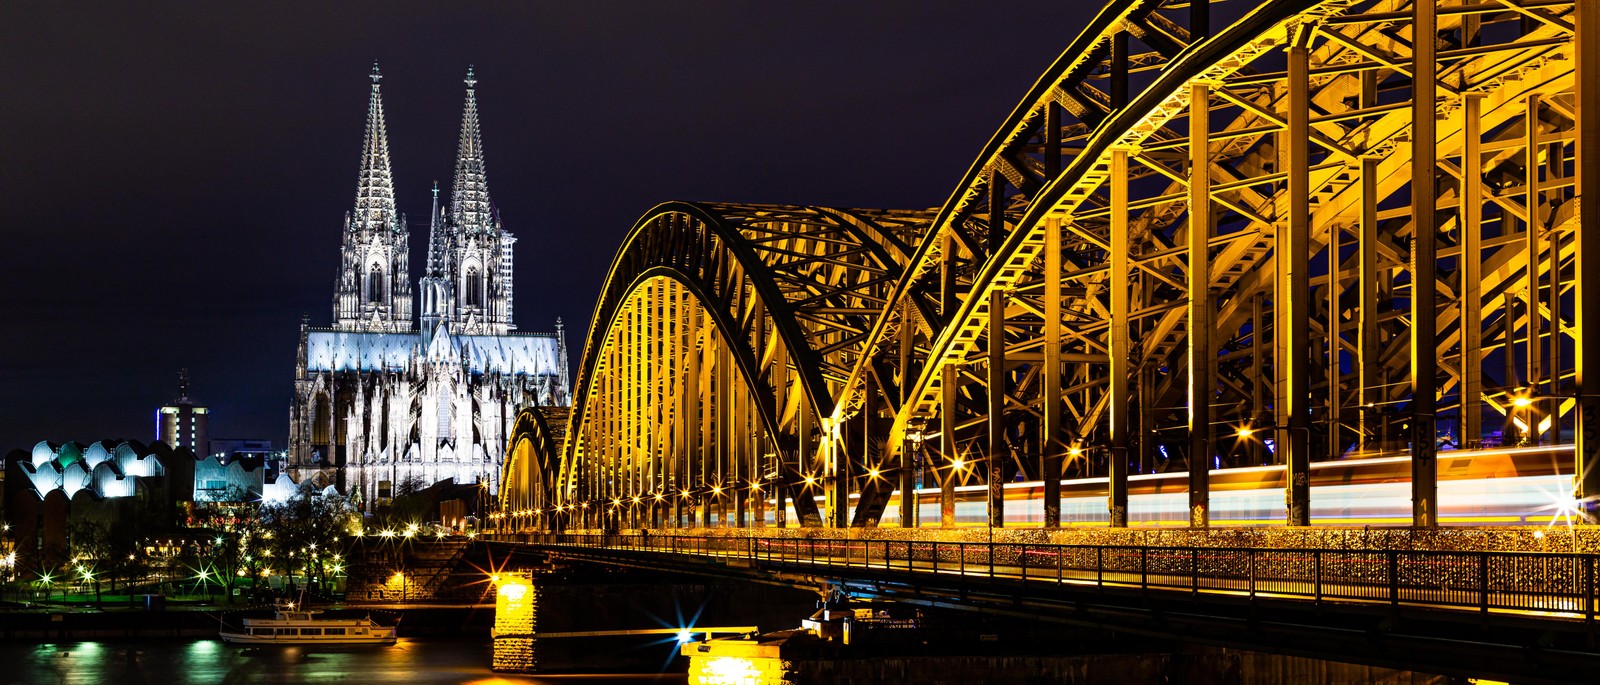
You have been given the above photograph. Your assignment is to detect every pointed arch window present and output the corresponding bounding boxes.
[367,264,385,304]
[465,266,483,308]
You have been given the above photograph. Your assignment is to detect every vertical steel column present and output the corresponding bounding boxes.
[1043,218,1063,528]
[1328,223,1343,462]
[988,288,1007,528]
[827,414,847,529]
[1109,147,1132,528]
[734,359,747,528]
[1506,293,1524,443]
[941,364,958,527]
[1411,2,1439,527]
[686,305,702,527]
[1551,129,1565,410]
[1359,156,1382,452]
[1283,36,1312,526]
[1252,292,1265,465]
[699,334,713,528]
[1188,82,1212,528]
[987,168,1007,530]
[1461,94,1485,448]
[899,303,918,527]
[674,287,688,528]
[1528,93,1544,437]
[1574,0,1600,501]
[772,339,788,528]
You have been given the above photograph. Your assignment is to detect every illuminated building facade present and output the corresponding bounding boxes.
[289,65,569,507]
[157,369,209,455]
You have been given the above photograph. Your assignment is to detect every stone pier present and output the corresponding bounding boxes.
[491,572,537,672]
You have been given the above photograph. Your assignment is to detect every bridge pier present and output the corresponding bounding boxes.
[491,572,537,673]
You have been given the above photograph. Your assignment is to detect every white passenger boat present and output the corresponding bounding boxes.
[219,603,397,645]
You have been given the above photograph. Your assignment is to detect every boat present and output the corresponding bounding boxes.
[219,603,397,645]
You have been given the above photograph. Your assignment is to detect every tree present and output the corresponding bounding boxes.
[257,489,357,599]
[66,519,110,606]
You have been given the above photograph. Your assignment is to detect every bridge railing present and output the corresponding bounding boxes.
[503,533,1599,620]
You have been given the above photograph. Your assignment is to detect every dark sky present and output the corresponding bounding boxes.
[2,2,1090,452]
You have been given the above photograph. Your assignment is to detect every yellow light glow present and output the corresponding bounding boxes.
[1236,426,1254,438]
[951,459,966,471]
[868,468,881,479]
[498,582,528,602]
[699,656,762,684]
[655,493,665,501]
[1068,446,1082,457]
[1513,396,1534,408]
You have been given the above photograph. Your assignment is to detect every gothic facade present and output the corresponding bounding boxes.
[289,65,568,507]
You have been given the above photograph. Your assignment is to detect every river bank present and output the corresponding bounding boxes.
[0,637,686,685]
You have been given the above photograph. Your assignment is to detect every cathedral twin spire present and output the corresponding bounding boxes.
[354,63,397,229]
[450,67,493,236]
[337,63,515,337]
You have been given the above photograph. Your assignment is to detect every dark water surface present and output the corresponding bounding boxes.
[0,638,687,685]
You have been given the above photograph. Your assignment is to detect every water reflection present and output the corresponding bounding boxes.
[2,639,685,684]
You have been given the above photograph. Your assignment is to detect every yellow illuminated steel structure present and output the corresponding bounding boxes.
[499,0,1600,531]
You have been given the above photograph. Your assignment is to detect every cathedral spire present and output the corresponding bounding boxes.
[450,66,492,234]
[334,63,413,333]
[426,181,447,277]
[355,61,397,230]
[420,180,452,336]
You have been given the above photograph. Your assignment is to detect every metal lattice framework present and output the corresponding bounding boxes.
[501,0,1600,531]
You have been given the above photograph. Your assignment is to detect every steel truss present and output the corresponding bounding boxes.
[503,0,1600,530]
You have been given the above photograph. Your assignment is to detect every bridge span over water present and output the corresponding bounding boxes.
[479,4,1600,678]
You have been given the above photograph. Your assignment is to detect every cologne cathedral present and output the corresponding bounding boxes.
[289,65,569,507]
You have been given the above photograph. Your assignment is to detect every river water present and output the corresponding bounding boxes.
[0,638,687,685]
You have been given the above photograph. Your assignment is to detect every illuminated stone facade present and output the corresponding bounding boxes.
[289,65,569,506]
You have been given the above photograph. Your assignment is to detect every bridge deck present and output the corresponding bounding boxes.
[495,532,1600,683]
[502,532,1600,620]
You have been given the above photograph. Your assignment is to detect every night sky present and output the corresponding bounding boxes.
[3,2,1090,452]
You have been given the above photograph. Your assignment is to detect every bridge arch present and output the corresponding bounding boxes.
[498,406,567,530]
[554,202,931,529]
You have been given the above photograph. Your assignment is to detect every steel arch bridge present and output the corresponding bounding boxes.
[500,0,1600,532]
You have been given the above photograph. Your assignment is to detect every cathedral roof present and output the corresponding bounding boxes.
[304,329,561,376]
